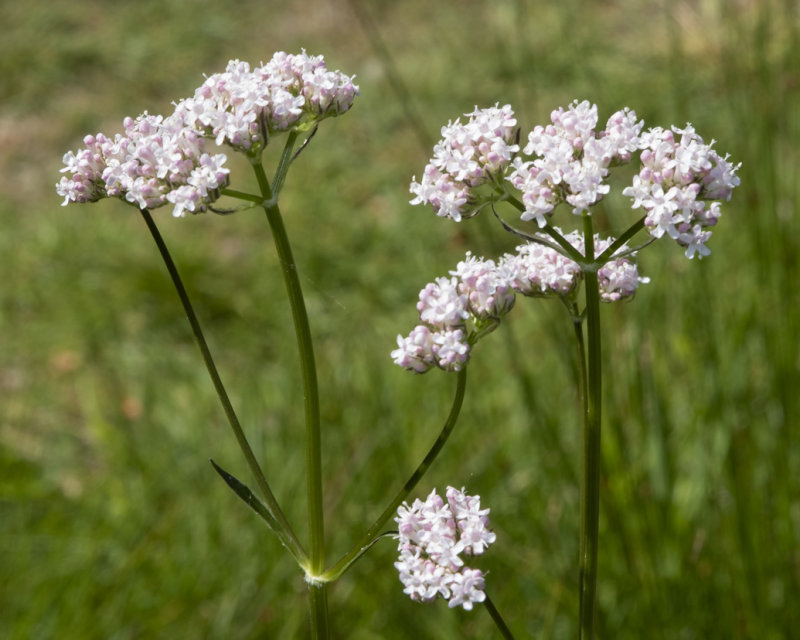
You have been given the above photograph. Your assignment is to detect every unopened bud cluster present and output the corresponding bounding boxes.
[57,52,358,217]
[394,487,496,610]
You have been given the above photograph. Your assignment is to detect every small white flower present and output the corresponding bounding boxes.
[447,568,486,610]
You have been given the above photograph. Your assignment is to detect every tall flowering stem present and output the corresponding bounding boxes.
[578,215,603,640]
[55,51,367,638]
[401,99,739,635]
[250,153,328,633]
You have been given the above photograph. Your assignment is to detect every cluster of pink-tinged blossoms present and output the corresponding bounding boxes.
[57,52,359,217]
[409,104,519,222]
[622,124,740,258]
[391,236,647,373]
[396,100,739,373]
[410,99,740,258]
[394,487,496,610]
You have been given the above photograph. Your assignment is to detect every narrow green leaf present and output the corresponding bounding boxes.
[210,459,299,559]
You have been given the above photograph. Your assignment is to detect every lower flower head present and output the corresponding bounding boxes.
[500,230,648,302]
[394,487,496,610]
[500,235,582,297]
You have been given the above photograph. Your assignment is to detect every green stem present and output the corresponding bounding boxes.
[484,592,516,640]
[138,208,306,563]
[308,582,330,639]
[502,194,587,264]
[578,214,602,640]
[322,367,468,581]
[568,301,589,444]
[250,159,328,635]
[272,130,300,195]
[220,188,264,204]
[595,215,646,263]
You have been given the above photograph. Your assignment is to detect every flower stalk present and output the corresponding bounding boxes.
[578,215,603,640]
[324,367,468,582]
[484,592,516,640]
[251,153,328,635]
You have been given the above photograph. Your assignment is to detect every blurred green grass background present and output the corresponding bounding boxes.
[1,0,797,638]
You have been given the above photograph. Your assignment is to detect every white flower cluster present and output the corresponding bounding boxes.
[411,100,740,259]
[508,100,643,226]
[391,253,515,373]
[500,236,582,298]
[500,230,648,302]
[452,252,516,318]
[591,235,652,302]
[174,53,359,152]
[57,52,359,216]
[622,124,740,258]
[394,487,496,610]
[57,111,230,216]
[409,104,519,221]
[392,236,648,372]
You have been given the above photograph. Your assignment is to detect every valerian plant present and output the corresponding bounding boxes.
[392,100,739,638]
[58,51,739,639]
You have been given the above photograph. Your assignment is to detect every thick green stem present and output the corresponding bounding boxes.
[322,367,468,581]
[308,582,330,639]
[138,208,306,563]
[578,214,603,640]
[250,158,328,635]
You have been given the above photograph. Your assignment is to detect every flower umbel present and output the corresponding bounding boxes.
[174,52,359,154]
[499,230,649,301]
[394,487,496,610]
[391,253,517,373]
[57,52,359,216]
[392,236,648,372]
[410,99,739,258]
